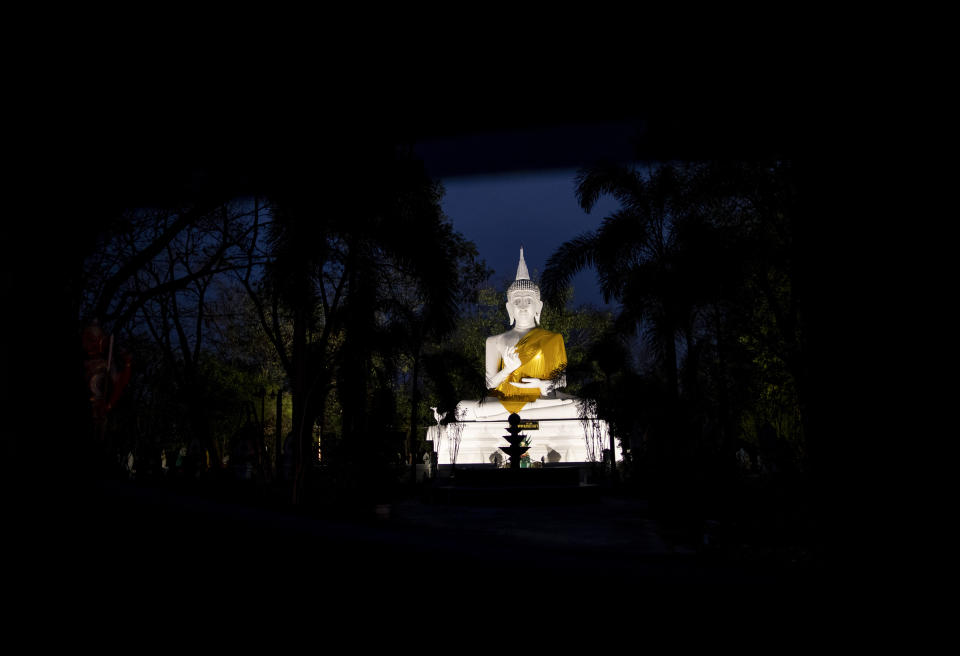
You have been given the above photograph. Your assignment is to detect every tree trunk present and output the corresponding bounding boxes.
[275,388,283,477]
[188,400,220,475]
[664,327,680,403]
[713,305,734,460]
[291,302,309,505]
[408,346,421,485]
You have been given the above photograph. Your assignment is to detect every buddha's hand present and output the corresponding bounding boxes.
[501,347,523,374]
[510,377,555,397]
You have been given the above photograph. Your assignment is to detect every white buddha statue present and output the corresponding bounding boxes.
[458,247,578,421]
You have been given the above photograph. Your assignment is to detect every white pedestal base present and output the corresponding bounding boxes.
[426,416,617,465]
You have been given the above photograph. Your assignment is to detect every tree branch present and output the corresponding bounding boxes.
[94,202,217,320]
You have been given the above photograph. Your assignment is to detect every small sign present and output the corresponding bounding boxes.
[517,420,539,430]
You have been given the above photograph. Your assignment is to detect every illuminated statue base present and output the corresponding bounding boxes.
[427,413,617,466]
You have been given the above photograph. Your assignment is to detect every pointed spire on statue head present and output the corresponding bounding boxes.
[515,245,530,281]
[506,245,539,299]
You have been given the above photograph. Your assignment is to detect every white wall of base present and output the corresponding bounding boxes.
[426,417,618,466]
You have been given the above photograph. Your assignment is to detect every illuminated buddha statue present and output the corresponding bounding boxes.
[459,247,577,421]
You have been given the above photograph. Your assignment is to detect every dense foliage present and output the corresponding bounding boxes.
[80,149,493,503]
[541,160,809,539]
[78,152,810,557]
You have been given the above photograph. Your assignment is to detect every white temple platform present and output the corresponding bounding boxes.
[426,415,618,466]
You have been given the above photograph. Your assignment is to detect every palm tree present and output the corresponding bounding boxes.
[542,161,762,494]
[542,162,703,401]
[545,160,810,497]
[259,190,335,504]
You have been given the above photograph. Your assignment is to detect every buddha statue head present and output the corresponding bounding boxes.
[505,247,543,327]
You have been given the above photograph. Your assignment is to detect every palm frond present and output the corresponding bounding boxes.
[541,233,598,308]
[575,163,646,213]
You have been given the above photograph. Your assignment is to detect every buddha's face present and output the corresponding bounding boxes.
[506,290,543,327]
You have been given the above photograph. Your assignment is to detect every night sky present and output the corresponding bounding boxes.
[413,120,650,309]
[438,168,624,309]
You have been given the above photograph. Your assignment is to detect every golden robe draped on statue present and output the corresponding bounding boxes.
[490,327,567,414]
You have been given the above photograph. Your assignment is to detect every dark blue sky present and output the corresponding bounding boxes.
[438,169,625,309]
[412,120,650,310]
